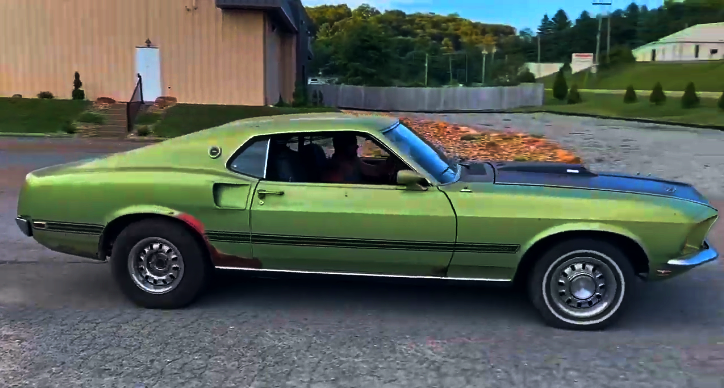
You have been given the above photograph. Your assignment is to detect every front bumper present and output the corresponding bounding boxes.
[15,217,32,237]
[658,240,719,276]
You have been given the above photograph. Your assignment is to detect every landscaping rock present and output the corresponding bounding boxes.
[154,96,178,109]
[96,97,116,104]
[11,94,22,98]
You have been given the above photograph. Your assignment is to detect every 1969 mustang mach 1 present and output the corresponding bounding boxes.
[16,113,719,330]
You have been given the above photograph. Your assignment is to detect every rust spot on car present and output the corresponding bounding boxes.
[175,212,262,269]
[209,247,263,269]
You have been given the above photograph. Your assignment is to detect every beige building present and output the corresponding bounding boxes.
[0,0,313,106]
[633,22,724,62]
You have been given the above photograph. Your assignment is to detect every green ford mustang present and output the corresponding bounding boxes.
[15,113,719,330]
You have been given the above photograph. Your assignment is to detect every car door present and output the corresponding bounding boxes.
[249,180,456,276]
[246,133,457,277]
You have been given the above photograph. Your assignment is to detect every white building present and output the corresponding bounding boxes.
[633,22,724,62]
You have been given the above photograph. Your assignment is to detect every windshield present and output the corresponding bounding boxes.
[383,123,458,184]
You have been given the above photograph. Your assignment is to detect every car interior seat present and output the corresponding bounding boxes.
[299,143,329,182]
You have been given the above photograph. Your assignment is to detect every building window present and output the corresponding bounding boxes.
[711,49,719,55]
[695,45,700,58]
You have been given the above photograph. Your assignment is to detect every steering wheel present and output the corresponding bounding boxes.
[384,157,403,184]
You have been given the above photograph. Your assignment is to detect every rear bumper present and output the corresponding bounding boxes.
[656,240,718,277]
[15,217,32,237]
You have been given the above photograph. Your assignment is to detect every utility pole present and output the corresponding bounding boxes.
[606,14,611,64]
[481,49,488,85]
[595,14,602,72]
[448,54,453,84]
[424,53,428,86]
[465,54,468,84]
[537,35,541,79]
[593,0,612,72]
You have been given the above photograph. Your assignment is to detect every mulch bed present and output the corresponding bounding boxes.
[344,110,582,164]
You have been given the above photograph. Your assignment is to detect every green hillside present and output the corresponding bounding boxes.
[540,62,724,92]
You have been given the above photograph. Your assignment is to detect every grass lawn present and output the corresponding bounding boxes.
[515,91,724,127]
[0,98,91,133]
[152,104,340,138]
[540,62,724,92]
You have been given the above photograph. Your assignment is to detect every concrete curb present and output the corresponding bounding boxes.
[0,132,74,138]
[507,110,724,131]
[346,108,724,131]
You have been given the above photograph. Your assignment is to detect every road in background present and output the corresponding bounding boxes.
[1,135,723,388]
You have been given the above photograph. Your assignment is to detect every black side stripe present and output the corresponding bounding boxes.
[206,231,520,254]
[35,221,104,235]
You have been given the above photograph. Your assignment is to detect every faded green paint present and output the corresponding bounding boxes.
[15,113,719,282]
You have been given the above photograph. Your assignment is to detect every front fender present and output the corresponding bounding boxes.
[519,222,650,260]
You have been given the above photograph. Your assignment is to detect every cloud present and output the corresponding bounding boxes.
[301,0,431,11]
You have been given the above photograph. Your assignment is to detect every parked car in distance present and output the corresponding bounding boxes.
[16,113,719,330]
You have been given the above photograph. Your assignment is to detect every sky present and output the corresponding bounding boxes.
[302,0,668,32]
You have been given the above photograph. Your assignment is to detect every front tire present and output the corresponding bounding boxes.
[110,219,209,309]
[528,238,635,330]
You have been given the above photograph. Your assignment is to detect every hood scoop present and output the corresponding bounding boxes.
[492,161,597,177]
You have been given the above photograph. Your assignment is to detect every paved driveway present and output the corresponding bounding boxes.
[1,132,723,388]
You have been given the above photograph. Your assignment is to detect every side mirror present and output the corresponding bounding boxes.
[396,170,428,190]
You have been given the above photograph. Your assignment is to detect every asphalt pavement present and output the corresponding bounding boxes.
[1,136,723,388]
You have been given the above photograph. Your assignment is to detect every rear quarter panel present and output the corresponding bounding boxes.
[440,181,714,280]
[17,143,259,261]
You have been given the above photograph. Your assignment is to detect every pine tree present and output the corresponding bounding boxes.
[552,69,568,101]
[649,82,666,105]
[623,85,637,104]
[567,84,582,104]
[681,82,700,109]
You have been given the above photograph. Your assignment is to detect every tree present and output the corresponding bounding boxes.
[537,14,555,36]
[326,18,395,86]
[552,69,568,101]
[71,71,85,100]
[352,4,381,20]
[649,82,666,105]
[718,91,724,111]
[552,9,572,31]
[681,82,700,108]
[623,85,638,103]
[567,84,582,104]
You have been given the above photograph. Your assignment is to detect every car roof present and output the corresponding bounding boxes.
[205,112,399,139]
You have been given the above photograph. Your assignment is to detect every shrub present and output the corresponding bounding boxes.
[61,120,77,134]
[136,111,162,125]
[274,95,288,107]
[623,85,637,104]
[560,62,572,73]
[318,91,324,106]
[72,89,85,100]
[72,72,84,100]
[517,70,537,83]
[649,82,666,105]
[719,91,724,111]
[567,84,582,104]
[292,81,308,107]
[136,125,151,137]
[311,90,320,106]
[552,69,568,101]
[681,82,700,109]
[37,91,54,99]
[77,111,106,124]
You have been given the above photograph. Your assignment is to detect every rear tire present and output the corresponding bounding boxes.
[528,238,635,330]
[110,219,209,309]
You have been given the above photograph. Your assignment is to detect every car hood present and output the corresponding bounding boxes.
[459,161,710,205]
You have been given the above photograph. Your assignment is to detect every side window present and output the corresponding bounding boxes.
[228,137,270,178]
[360,137,390,158]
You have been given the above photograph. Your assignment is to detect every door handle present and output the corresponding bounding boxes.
[257,189,285,198]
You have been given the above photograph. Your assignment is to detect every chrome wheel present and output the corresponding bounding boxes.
[127,237,185,294]
[544,250,624,323]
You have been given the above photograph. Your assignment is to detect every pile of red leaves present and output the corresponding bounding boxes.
[344,111,581,164]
